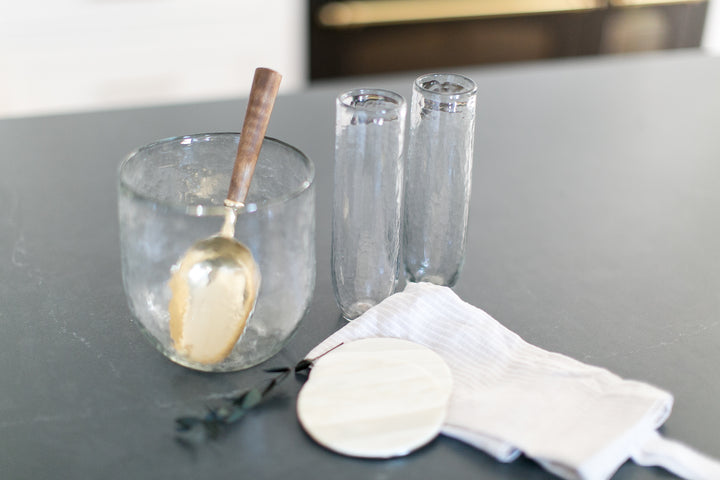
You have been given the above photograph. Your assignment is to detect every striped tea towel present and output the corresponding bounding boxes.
[307,282,720,480]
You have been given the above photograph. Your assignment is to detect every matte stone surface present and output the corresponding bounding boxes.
[1,51,720,479]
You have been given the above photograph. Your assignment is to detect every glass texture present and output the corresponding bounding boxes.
[332,89,406,319]
[403,73,477,287]
[118,134,315,371]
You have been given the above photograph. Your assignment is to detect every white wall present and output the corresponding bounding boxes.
[703,0,720,54]
[0,0,307,118]
[3,0,717,119]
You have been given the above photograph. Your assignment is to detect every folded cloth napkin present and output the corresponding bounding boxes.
[307,282,720,480]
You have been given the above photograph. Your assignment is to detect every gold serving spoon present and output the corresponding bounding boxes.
[168,67,282,366]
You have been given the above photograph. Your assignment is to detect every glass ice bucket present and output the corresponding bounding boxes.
[118,133,315,371]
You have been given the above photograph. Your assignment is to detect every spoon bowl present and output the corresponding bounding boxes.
[168,234,260,365]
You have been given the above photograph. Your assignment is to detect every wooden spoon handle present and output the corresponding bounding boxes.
[226,67,282,207]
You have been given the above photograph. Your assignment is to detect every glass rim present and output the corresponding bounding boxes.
[118,133,315,217]
[337,88,406,113]
[414,73,478,99]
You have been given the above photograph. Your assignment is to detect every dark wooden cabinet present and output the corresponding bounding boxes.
[309,0,708,79]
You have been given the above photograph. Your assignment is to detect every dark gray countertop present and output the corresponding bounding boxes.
[2,51,719,479]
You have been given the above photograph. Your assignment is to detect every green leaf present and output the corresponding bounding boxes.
[175,417,201,432]
[225,407,248,424]
[265,367,291,374]
[294,359,312,373]
[240,388,263,409]
[174,365,293,443]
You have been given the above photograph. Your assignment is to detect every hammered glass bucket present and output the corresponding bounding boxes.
[118,133,315,371]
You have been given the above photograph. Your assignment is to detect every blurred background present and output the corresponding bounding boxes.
[1,0,718,118]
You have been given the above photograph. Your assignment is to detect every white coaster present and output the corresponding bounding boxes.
[296,338,453,458]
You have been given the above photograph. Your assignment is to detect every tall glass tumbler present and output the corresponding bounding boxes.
[403,73,477,287]
[332,89,407,320]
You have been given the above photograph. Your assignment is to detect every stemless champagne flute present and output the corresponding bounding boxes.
[403,73,477,287]
[331,89,407,320]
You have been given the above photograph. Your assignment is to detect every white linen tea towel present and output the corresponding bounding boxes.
[307,282,720,480]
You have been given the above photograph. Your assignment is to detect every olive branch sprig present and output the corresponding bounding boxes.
[174,343,343,444]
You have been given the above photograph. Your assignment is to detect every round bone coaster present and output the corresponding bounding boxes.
[296,338,453,458]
